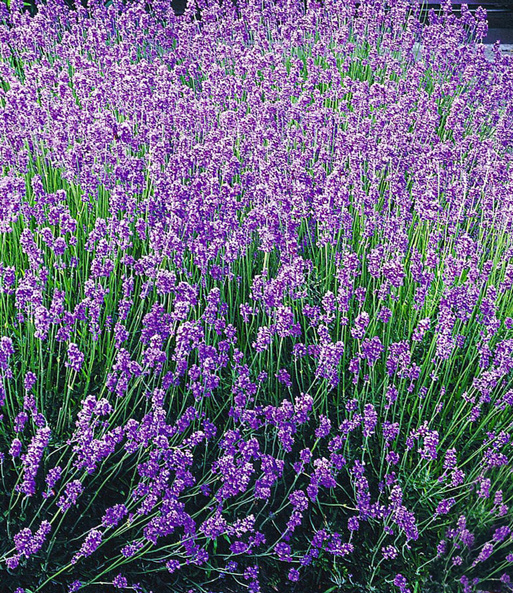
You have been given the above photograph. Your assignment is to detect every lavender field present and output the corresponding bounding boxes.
[0,0,512,591]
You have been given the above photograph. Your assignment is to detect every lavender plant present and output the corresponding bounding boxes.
[0,0,512,591]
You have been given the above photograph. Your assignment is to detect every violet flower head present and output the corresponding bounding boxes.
[121,541,144,558]
[72,529,103,564]
[5,555,20,570]
[493,525,511,543]
[65,343,85,373]
[24,371,37,392]
[472,542,494,566]
[435,498,455,516]
[14,411,29,433]
[17,426,51,497]
[347,516,359,532]
[351,311,370,339]
[315,414,331,439]
[362,403,378,437]
[113,575,128,588]
[166,559,180,573]
[9,437,22,458]
[382,545,398,560]
[377,306,392,323]
[289,489,309,512]
[13,521,51,559]
[362,335,384,366]
[394,574,411,593]
[102,504,128,528]
[412,318,430,342]
[57,480,84,512]
[275,542,292,562]
[45,466,62,492]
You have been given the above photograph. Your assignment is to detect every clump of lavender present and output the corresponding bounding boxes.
[0,0,512,591]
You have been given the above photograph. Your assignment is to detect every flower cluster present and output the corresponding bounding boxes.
[0,0,512,591]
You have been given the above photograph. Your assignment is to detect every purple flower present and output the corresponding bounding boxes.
[230,541,249,554]
[325,533,353,557]
[478,477,491,499]
[361,336,384,366]
[225,560,238,573]
[286,510,303,533]
[289,490,309,512]
[1,3,511,590]
[113,575,128,588]
[0,337,14,372]
[382,545,398,559]
[351,311,370,339]
[353,287,365,304]
[275,542,292,562]
[288,568,300,582]
[312,457,337,489]
[493,525,511,543]
[244,565,259,581]
[102,504,128,528]
[472,542,494,566]
[451,468,465,487]
[14,412,29,433]
[9,438,22,458]
[363,403,378,437]
[386,450,400,465]
[420,429,439,460]
[393,574,411,593]
[121,541,144,558]
[200,511,228,539]
[435,498,455,516]
[443,448,457,470]
[6,555,20,570]
[377,307,392,323]
[385,384,398,409]
[412,318,430,341]
[382,421,400,444]
[460,528,475,548]
[275,368,292,386]
[212,452,256,501]
[386,341,412,377]
[346,398,358,412]
[17,427,51,497]
[13,521,51,558]
[252,326,273,352]
[166,559,180,573]
[65,343,85,373]
[13,528,33,557]
[43,465,62,497]
[72,529,103,564]
[315,414,331,439]
[24,371,37,392]
[57,480,84,512]
[294,393,313,424]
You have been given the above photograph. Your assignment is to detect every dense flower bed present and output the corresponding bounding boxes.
[0,0,512,591]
